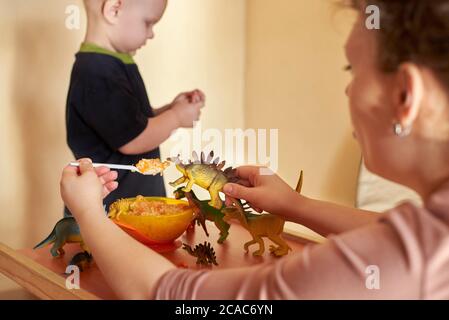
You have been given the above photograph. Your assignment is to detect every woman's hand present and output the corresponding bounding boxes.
[222,166,302,219]
[60,158,118,221]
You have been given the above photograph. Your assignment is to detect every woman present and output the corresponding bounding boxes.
[61,0,449,299]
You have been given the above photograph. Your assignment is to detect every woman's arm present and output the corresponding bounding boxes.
[155,217,416,300]
[61,160,176,299]
[76,208,176,299]
[284,193,383,236]
[223,166,382,237]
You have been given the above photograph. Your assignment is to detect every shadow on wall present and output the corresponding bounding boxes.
[11,19,74,248]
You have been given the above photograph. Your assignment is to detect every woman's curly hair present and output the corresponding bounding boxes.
[345,0,449,86]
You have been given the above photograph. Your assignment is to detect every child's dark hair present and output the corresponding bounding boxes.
[345,0,449,87]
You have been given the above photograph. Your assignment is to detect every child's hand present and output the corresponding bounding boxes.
[170,89,205,128]
[222,166,301,219]
[173,89,205,104]
[60,159,118,220]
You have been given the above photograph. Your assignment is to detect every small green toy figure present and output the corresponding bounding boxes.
[168,151,239,210]
[173,187,231,244]
[34,217,89,257]
[182,242,218,266]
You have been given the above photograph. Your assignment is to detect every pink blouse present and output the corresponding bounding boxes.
[155,183,449,299]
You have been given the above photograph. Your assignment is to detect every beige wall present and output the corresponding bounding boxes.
[246,0,360,204]
[0,1,81,251]
[245,0,360,237]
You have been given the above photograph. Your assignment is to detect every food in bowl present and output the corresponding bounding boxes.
[108,196,195,243]
[128,196,190,216]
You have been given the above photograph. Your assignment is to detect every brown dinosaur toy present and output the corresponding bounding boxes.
[222,171,304,257]
[222,198,291,257]
[168,151,238,210]
[182,242,218,266]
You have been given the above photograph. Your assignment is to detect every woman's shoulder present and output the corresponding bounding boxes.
[381,183,449,245]
[373,193,449,298]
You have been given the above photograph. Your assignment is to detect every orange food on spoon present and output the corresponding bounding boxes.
[135,159,170,176]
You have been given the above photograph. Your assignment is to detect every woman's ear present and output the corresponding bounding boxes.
[393,63,424,131]
[102,0,123,24]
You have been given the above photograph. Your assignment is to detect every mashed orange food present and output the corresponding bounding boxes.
[135,159,170,176]
[128,196,190,216]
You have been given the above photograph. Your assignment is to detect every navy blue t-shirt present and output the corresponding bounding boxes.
[64,44,166,216]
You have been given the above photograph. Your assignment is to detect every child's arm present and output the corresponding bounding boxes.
[61,159,176,299]
[223,166,382,237]
[119,90,205,155]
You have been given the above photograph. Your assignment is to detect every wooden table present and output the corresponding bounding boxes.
[0,221,311,300]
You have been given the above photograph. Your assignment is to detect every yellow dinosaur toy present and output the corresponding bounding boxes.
[222,171,304,257]
[168,151,239,210]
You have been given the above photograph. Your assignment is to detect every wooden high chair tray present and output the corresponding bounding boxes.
[0,221,310,300]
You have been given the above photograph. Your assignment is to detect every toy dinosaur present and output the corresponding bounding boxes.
[66,251,93,273]
[182,242,218,266]
[168,151,239,210]
[222,198,291,257]
[34,217,89,258]
[221,171,304,257]
[173,187,230,244]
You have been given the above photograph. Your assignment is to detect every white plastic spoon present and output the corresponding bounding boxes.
[69,162,144,174]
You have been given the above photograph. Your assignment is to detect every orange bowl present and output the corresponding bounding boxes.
[108,197,195,244]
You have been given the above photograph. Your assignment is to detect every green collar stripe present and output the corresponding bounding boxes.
[79,43,135,65]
